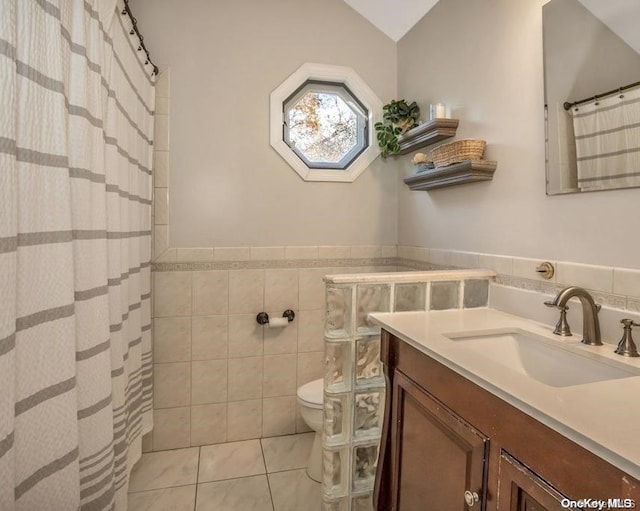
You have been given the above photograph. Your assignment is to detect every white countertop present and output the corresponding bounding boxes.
[369,308,640,480]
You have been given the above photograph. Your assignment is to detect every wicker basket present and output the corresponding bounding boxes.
[430,139,486,167]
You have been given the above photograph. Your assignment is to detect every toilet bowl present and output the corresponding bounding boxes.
[297,378,324,482]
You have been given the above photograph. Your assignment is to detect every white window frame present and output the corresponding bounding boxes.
[270,63,383,182]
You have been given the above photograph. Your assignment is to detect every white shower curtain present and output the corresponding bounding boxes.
[0,0,154,509]
[571,86,640,190]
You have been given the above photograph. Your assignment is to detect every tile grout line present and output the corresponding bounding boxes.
[259,438,276,511]
[128,481,197,495]
[193,446,201,511]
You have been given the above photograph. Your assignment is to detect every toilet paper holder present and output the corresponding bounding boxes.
[256,309,295,325]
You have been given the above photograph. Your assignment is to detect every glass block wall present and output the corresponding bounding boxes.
[321,270,494,511]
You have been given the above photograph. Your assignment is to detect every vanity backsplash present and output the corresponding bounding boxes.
[397,246,640,346]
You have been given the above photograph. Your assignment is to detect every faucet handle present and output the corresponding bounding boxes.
[544,301,568,311]
[545,300,602,312]
[544,301,572,336]
[615,319,640,357]
[553,307,572,336]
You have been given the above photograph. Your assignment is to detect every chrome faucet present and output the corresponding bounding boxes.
[545,286,602,346]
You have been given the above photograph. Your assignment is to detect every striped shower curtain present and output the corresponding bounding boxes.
[0,0,154,509]
[571,86,640,190]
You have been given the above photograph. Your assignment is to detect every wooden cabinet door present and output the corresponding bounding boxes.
[390,370,488,511]
[497,452,581,511]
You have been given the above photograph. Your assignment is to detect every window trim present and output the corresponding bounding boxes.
[270,63,383,182]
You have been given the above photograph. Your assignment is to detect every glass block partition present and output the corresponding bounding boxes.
[321,270,495,511]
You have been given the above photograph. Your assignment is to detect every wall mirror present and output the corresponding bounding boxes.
[543,0,640,195]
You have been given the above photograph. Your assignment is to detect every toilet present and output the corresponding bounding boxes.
[296,378,324,482]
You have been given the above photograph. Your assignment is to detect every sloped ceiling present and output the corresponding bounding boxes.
[343,0,440,42]
[344,0,640,51]
[577,0,640,53]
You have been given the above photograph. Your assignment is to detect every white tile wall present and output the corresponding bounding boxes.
[613,268,640,297]
[264,270,298,311]
[556,262,613,293]
[381,245,398,258]
[262,397,296,437]
[153,407,190,450]
[297,310,325,353]
[191,360,227,405]
[191,403,227,446]
[511,257,556,282]
[263,354,297,398]
[250,246,285,261]
[228,314,264,358]
[318,246,351,259]
[153,151,169,188]
[451,251,479,269]
[478,253,513,275]
[192,271,229,316]
[229,270,265,314]
[350,245,381,258]
[150,244,401,449]
[296,352,323,388]
[177,248,214,262]
[429,248,452,266]
[263,317,298,355]
[154,115,169,151]
[154,272,192,317]
[214,247,251,261]
[390,244,640,358]
[154,362,191,408]
[285,246,319,260]
[146,250,395,448]
[154,188,168,225]
[191,315,228,360]
[227,400,262,442]
[153,226,169,260]
[298,269,327,311]
[228,357,263,401]
[398,244,640,315]
[154,317,191,363]
[149,241,640,452]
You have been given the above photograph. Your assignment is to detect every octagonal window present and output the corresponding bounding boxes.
[283,81,368,170]
[270,63,383,182]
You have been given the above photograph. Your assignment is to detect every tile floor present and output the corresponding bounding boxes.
[128,433,320,511]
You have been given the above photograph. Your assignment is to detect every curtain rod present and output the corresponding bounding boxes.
[564,79,640,111]
[121,0,159,76]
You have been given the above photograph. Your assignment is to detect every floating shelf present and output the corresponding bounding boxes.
[396,118,459,155]
[404,160,498,191]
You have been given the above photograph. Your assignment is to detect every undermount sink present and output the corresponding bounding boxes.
[444,329,638,388]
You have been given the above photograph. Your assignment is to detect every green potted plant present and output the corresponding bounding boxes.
[374,99,420,158]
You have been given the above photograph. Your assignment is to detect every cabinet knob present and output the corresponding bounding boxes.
[464,490,479,507]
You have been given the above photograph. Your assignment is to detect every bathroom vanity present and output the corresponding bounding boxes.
[371,309,640,511]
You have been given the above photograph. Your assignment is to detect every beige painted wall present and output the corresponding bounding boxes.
[135,0,398,248]
[396,0,640,269]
